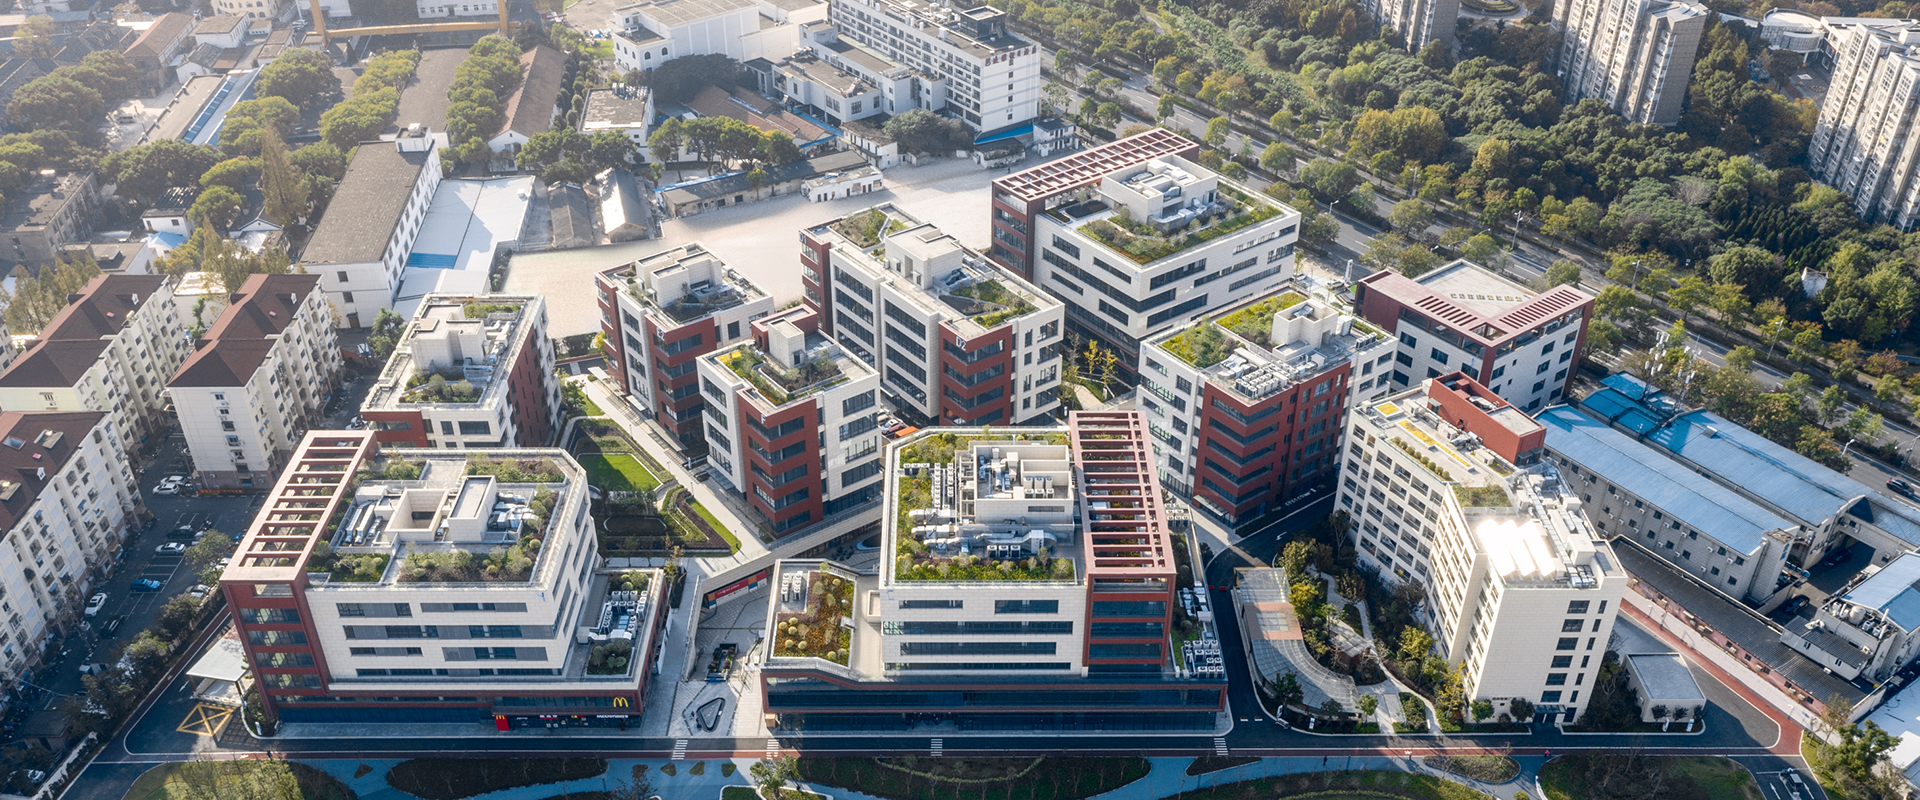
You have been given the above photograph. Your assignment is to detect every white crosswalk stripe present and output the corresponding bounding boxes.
[930,738,944,757]
[671,740,688,760]
[1214,737,1229,756]
[766,739,781,760]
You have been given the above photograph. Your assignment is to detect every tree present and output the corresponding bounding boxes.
[1508,697,1534,721]
[354,50,422,96]
[367,308,408,356]
[1544,259,1582,288]
[13,15,56,59]
[190,185,244,231]
[199,157,259,191]
[289,142,348,181]
[1358,693,1378,716]
[1259,141,1295,176]
[588,130,638,172]
[1348,106,1449,165]
[1471,699,1494,722]
[1388,199,1433,236]
[8,75,103,141]
[749,756,797,800]
[1299,158,1360,202]
[884,109,969,155]
[102,140,224,203]
[260,131,308,227]
[648,53,740,104]
[153,594,201,642]
[1669,276,1711,320]
[256,49,336,109]
[320,88,400,150]
[1204,116,1230,147]
[648,117,684,165]
[218,96,300,156]
[1273,671,1305,708]
[1460,234,1500,265]
[0,254,99,333]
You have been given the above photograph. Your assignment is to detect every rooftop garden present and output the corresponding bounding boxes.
[399,540,537,583]
[1390,437,1454,482]
[947,280,1035,328]
[463,301,520,319]
[830,207,906,248]
[773,569,855,665]
[894,431,1076,583]
[355,457,423,483]
[586,638,633,675]
[1218,292,1305,347]
[307,541,388,582]
[465,456,565,483]
[721,347,845,406]
[1080,188,1283,264]
[1159,319,1235,368]
[402,368,480,404]
[1453,484,1511,508]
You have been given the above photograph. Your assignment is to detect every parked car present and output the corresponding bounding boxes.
[83,592,107,617]
[77,663,105,676]
[155,542,186,554]
[188,584,210,599]
[1824,549,1855,567]
[167,525,195,540]
[130,579,163,592]
[1781,595,1809,615]
[152,476,184,495]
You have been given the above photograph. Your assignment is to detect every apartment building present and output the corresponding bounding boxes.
[1545,373,1920,594]
[0,172,100,270]
[168,274,340,490]
[299,134,442,329]
[696,306,882,535]
[1359,0,1458,52]
[0,275,187,458]
[0,411,140,699]
[814,0,1039,135]
[1027,154,1302,381]
[756,411,1226,733]
[597,244,774,453]
[1354,260,1594,413]
[988,128,1199,280]
[800,203,1065,427]
[1808,20,1920,229]
[1339,375,1625,723]
[1138,284,1394,524]
[1553,0,1708,126]
[221,433,668,726]
[360,295,561,451]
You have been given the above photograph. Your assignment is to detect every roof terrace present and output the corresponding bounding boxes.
[613,243,767,326]
[1151,285,1388,401]
[708,317,873,409]
[883,429,1080,585]
[813,204,1056,334]
[363,296,538,411]
[1046,156,1289,265]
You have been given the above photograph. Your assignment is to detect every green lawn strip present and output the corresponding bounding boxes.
[795,757,1145,800]
[1171,770,1487,800]
[386,758,608,800]
[689,499,741,551]
[578,453,661,492]
[1540,754,1761,800]
[127,761,357,800]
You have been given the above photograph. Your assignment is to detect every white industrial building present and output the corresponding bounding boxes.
[299,134,443,329]
[610,0,827,72]
[398,176,535,318]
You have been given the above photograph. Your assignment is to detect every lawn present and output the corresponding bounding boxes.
[1172,771,1487,800]
[796,757,1147,800]
[387,758,608,800]
[689,498,741,551]
[1540,754,1761,800]
[127,761,356,800]
[579,453,661,493]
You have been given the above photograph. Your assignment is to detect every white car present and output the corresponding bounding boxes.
[188,584,210,599]
[83,592,106,617]
[155,542,186,554]
[152,476,186,495]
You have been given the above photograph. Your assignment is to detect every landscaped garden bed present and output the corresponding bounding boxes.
[1540,754,1760,800]
[774,569,856,664]
[1171,770,1489,800]
[1186,756,1261,775]
[386,758,608,800]
[795,757,1147,800]
[893,432,1074,582]
[1422,755,1520,783]
[128,760,356,800]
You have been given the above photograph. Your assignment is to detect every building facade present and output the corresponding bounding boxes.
[168,274,340,490]
[0,275,187,458]
[800,203,1065,427]
[299,135,442,329]
[596,244,774,453]
[818,0,1039,135]
[756,411,1226,732]
[1553,0,1708,126]
[988,128,1199,281]
[1138,284,1394,524]
[696,306,883,535]
[1808,20,1920,229]
[1027,154,1302,382]
[1359,0,1458,53]
[609,0,827,73]
[360,295,561,451]
[1353,260,1594,414]
[1339,376,1625,723]
[221,433,668,726]
[0,172,100,270]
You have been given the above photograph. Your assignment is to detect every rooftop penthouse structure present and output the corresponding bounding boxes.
[360,295,561,450]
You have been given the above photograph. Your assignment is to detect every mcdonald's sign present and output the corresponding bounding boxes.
[613,696,630,707]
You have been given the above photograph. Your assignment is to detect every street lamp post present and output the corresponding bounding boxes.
[1345,259,1355,283]
[1843,437,1860,458]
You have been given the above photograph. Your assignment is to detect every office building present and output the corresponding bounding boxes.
[1783,552,1920,683]
[799,203,1065,426]
[988,128,1198,280]
[0,411,140,698]
[1026,153,1302,381]
[756,411,1227,733]
[1809,20,1920,229]
[221,433,668,726]
[168,274,340,490]
[610,0,827,73]
[596,244,774,452]
[696,306,882,534]
[1138,284,1394,524]
[299,134,443,329]
[1553,0,1707,126]
[1339,375,1624,723]
[1545,373,1920,596]
[1359,0,1457,52]
[0,275,187,458]
[360,295,561,450]
[1353,260,1594,413]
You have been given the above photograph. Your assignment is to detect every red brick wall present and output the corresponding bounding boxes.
[596,276,626,392]
[648,318,719,447]
[800,232,833,335]
[937,324,1015,425]
[504,331,555,446]
[363,410,429,447]
[740,392,824,535]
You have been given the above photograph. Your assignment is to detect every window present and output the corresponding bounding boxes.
[1540,691,1563,703]
[842,391,875,414]
[1555,637,1578,651]
[899,600,963,609]
[1551,655,1573,669]
[994,600,1059,614]
[1546,673,1568,685]
[240,608,301,624]
[1430,348,1449,365]
[458,421,491,435]
[1567,601,1590,614]
[1561,619,1584,632]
